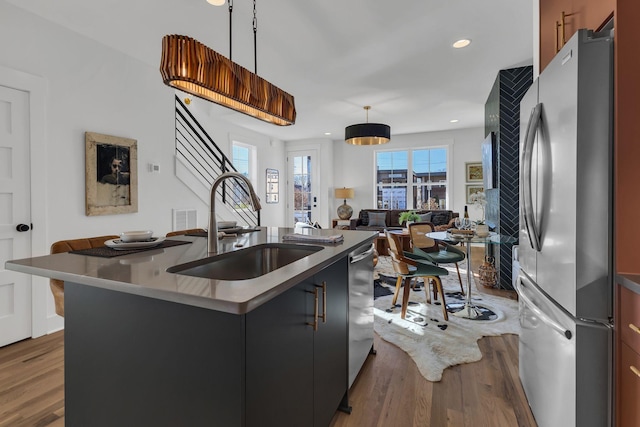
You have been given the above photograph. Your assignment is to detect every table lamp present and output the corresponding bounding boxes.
[335,187,355,220]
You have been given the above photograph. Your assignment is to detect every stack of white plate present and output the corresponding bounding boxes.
[217,221,237,229]
[106,230,164,250]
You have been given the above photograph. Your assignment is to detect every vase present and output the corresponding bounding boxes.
[476,224,489,237]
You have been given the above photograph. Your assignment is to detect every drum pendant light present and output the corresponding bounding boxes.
[345,106,390,145]
[160,0,296,126]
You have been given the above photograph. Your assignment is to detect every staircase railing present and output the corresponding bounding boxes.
[174,95,260,227]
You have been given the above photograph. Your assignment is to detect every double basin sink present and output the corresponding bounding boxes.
[167,243,323,281]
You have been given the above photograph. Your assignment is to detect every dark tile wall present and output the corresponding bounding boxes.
[484,66,533,289]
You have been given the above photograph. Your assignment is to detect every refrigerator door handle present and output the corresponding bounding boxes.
[516,275,572,340]
[521,103,542,251]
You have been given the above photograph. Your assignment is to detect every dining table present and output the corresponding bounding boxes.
[426,230,517,320]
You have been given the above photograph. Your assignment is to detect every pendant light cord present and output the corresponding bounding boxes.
[228,0,233,60]
[253,0,258,74]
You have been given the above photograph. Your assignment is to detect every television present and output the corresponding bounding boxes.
[481,132,496,190]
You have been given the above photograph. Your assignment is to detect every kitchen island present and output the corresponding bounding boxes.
[5,227,376,427]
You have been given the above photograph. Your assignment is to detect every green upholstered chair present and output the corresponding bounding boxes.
[385,230,450,321]
[407,222,466,295]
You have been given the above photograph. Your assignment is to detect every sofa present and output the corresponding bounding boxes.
[349,209,459,232]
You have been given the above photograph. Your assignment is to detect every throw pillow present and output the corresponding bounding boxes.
[431,211,452,226]
[368,212,387,227]
[418,212,432,223]
[360,211,370,226]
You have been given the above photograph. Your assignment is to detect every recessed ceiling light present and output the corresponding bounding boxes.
[450,119,459,123]
[324,132,332,136]
[452,39,471,49]
[206,0,226,5]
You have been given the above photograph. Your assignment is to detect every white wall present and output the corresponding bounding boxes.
[332,126,486,222]
[178,95,287,227]
[0,2,287,241]
[0,2,287,330]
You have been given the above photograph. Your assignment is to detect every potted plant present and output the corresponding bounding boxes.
[399,210,421,227]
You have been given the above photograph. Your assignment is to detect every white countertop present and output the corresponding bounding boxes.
[5,227,376,314]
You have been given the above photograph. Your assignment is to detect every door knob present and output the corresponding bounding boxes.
[16,224,31,232]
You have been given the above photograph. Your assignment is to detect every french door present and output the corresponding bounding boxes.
[288,150,319,227]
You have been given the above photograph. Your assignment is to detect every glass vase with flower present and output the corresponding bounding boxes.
[469,191,489,236]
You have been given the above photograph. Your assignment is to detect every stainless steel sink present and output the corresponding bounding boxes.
[167,243,323,280]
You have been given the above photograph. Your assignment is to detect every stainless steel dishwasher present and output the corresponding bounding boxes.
[348,242,375,388]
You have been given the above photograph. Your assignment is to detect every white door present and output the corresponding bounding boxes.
[0,85,32,347]
[288,150,319,227]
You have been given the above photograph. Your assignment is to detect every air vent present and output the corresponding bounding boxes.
[172,209,197,231]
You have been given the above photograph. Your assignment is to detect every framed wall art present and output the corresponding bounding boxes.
[465,162,483,182]
[85,132,138,216]
[466,184,485,204]
[266,168,279,203]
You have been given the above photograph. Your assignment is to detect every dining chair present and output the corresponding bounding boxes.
[49,235,119,317]
[407,222,466,295]
[166,228,206,237]
[385,230,450,321]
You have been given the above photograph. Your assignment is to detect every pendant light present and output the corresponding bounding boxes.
[345,106,390,145]
[160,0,296,126]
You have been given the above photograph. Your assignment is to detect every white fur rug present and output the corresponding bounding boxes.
[374,257,520,382]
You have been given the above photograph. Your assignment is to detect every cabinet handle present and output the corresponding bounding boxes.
[306,288,319,331]
[555,21,561,53]
[631,365,640,379]
[629,323,640,335]
[560,11,575,48]
[316,281,327,324]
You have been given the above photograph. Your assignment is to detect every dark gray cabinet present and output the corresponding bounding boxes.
[64,257,349,427]
[246,257,348,427]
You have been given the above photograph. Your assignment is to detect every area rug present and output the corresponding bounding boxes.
[373,257,520,382]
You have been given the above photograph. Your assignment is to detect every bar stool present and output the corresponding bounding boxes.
[385,230,450,321]
[49,235,119,317]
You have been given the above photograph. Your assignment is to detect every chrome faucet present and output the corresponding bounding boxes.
[208,172,262,253]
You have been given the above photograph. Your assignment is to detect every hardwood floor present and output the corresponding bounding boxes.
[330,246,537,427]
[0,248,535,427]
[330,335,535,427]
[0,331,64,427]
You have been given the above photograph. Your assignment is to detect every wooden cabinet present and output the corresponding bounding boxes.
[616,283,640,427]
[539,0,614,71]
[245,258,348,427]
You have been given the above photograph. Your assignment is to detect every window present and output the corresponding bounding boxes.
[231,140,256,208]
[376,147,448,210]
[292,154,312,224]
[232,142,251,179]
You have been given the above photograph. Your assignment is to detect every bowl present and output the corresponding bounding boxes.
[217,221,237,229]
[120,230,153,242]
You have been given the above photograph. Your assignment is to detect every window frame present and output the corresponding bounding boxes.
[374,145,450,210]
[230,139,257,210]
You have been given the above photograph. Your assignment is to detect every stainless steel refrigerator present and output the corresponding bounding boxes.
[517,29,614,427]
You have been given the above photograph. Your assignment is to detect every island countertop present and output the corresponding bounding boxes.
[5,227,376,314]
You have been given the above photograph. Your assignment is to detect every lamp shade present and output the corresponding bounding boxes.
[345,123,391,145]
[335,188,355,199]
[160,35,296,126]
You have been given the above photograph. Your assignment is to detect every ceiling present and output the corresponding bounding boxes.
[7,0,533,142]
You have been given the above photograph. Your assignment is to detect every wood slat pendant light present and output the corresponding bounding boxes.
[160,35,296,126]
[345,106,390,145]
